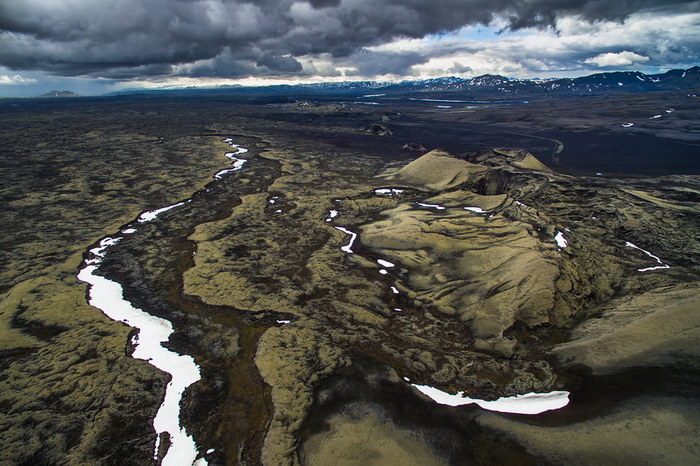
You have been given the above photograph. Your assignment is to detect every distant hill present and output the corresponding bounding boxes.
[39,90,79,98]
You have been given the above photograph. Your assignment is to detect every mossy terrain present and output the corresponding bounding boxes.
[0,95,699,465]
[0,101,247,463]
[184,140,700,463]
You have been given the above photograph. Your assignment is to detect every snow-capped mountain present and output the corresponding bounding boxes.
[112,67,699,99]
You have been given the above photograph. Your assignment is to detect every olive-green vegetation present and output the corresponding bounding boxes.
[184,132,700,463]
[304,409,447,466]
[477,395,700,465]
[1,94,699,465]
[0,101,239,463]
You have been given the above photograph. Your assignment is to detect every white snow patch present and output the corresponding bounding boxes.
[334,227,357,253]
[121,228,137,234]
[638,265,671,272]
[325,209,339,222]
[621,122,634,128]
[410,98,469,103]
[277,320,291,324]
[222,138,249,156]
[83,237,121,265]
[390,286,400,294]
[214,169,231,179]
[379,269,388,275]
[214,158,247,179]
[377,259,395,268]
[666,108,675,113]
[394,308,402,312]
[362,93,386,97]
[555,231,568,248]
[138,201,188,223]
[229,157,247,168]
[224,148,248,158]
[625,241,670,272]
[649,114,662,119]
[464,206,486,214]
[375,188,405,196]
[411,384,570,415]
[416,202,446,210]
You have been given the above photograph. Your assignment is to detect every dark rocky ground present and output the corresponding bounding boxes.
[0,90,698,465]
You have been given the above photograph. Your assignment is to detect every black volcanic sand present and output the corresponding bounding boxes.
[398,89,700,176]
[258,92,700,176]
[536,129,700,176]
[0,94,699,465]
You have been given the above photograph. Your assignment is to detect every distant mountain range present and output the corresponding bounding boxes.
[39,90,79,98]
[112,66,700,100]
[279,66,700,98]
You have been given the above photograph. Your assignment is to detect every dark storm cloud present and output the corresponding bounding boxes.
[343,51,429,76]
[506,0,700,28]
[0,0,697,79]
[257,54,303,72]
[307,0,342,7]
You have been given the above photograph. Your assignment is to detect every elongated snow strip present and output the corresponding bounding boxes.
[334,226,357,253]
[625,241,670,272]
[412,383,570,415]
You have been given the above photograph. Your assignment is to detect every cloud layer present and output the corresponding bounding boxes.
[0,0,698,83]
[0,74,36,84]
[584,51,650,67]
[375,10,699,78]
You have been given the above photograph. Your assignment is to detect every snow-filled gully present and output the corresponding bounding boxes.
[77,138,248,465]
[625,241,670,272]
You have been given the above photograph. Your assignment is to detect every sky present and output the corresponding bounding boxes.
[0,0,698,96]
